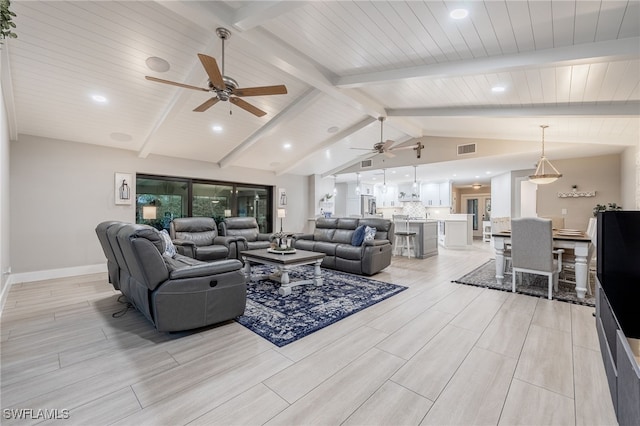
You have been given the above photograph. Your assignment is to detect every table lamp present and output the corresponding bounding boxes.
[142,206,157,220]
[277,208,286,232]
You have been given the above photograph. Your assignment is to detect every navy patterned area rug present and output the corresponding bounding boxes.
[236,265,407,347]
[453,260,595,307]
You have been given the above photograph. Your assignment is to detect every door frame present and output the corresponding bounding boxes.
[461,192,491,237]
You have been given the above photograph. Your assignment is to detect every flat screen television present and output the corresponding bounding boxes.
[597,210,640,338]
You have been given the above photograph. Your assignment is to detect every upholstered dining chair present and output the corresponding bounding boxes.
[511,217,564,300]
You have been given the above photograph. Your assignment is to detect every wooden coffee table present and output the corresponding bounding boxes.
[240,248,326,296]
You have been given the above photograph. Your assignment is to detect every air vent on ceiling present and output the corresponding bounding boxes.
[457,143,476,155]
[360,159,373,168]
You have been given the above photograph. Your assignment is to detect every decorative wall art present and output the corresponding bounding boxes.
[278,188,287,207]
[115,172,132,205]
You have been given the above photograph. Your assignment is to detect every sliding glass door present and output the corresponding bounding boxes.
[136,174,273,232]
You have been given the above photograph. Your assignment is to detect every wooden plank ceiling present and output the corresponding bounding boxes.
[3,1,639,184]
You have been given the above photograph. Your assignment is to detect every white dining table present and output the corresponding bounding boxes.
[492,231,593,299]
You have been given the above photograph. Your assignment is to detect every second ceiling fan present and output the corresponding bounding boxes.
[145,27,287,117]
[355,117,424,158]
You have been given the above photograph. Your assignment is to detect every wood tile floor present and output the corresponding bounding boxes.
[1,241,618,425]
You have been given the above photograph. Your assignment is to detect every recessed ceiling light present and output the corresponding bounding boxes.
[91,95,107,103]
[146,56,170,73]
[486,171,491,175]
[450,8,468,19]
[283,143,292,149]
[327,126,339,133]
[212,125,223,133]
[491,86,506,93]
[453,174,457,177]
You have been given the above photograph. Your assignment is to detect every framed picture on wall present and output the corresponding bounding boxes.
[115,172,133,205]
[278,188,287,207]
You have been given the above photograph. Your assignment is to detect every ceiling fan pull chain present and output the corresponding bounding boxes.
[229,102,232,115]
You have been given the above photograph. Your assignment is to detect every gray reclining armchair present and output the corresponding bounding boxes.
[170,217,245,262]
[219,217,273,254]
[96,221,246,332]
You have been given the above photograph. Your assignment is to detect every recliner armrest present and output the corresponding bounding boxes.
[213,235,247,247]
[169,259,243,280]
[257,233,272,242]
[172,239,196,247]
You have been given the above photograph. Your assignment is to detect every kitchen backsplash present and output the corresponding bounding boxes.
[402,201,426,219]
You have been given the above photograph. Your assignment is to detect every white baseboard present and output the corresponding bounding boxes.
[10,263,108,284]
[0,274,13,315]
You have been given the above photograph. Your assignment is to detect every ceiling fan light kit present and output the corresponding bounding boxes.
[144,27,287,117]
[529,125,562,184]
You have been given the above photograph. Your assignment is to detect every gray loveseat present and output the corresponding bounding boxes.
[96,221,246,332]
[293,217,394,276]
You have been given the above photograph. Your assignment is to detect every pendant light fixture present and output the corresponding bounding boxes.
[355,173,361,195]
[412,165,418,190]
[333,175,337,195]
[529,125,562,184]
[382,169,387,194]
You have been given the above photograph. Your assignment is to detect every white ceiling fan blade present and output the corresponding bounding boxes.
[383,151,396,158]
[382,139,394,150]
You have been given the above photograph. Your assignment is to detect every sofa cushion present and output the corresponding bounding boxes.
[313,241,337,256]
[359,218,392,241]
[351,225,366,246]
[175,230,217,247]
[333,229,355,244]
[336,244,363,260]
[336,218,359,230]
[364,226,377,242]
[313,227,336,242]
[160,230,177,257]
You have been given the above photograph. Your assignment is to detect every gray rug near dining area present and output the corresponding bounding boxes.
[453,260,595,306]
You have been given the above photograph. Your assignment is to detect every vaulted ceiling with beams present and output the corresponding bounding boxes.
[3,1,639,185]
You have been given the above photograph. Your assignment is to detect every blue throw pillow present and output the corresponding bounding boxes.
[351,225,366,246]
[160,229,177,257]
[364,226,377,242]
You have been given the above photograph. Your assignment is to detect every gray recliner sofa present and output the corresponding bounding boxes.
[170,217,246,261]
[96,221,246,332]
[293,217,394,276]
[219,217,273,252]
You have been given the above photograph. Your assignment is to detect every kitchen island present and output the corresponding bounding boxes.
[437,214,474,248]
[403,220,438,259]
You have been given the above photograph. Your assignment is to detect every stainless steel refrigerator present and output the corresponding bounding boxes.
[360,195,376,216]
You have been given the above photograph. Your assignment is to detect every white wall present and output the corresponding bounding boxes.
[621,144,639,210]
[10,134,308,275]
[490,172,511,218]
[0,76,10,309]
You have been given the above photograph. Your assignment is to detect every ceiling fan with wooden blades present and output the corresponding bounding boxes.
[352,117,425,158]
[145,27,287,117]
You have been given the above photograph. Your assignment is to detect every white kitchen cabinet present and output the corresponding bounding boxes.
[421,181,451,206]
[374,185,397,207]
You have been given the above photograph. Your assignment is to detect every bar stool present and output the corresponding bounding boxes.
[393,215,416,259]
